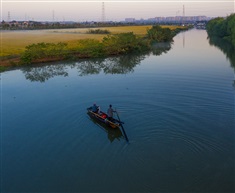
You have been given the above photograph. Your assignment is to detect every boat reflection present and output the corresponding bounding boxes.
[87,112,124,143]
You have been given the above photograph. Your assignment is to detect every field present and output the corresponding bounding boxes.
[1,25,185,57]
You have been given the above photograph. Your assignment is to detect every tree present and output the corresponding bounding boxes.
[20,42,68,64]
[72,39,104,57]
[206,14,235,46]
[226,14,235,45]
[146,25,173,42]
[206,17,224,36]
[102,32,143,55]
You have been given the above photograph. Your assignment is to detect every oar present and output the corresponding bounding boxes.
[115,109,129,143]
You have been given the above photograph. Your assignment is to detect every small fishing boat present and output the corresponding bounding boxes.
[87,106,123,129]
[87,113,124,142]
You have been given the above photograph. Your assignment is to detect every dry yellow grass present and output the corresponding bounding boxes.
[1,30,105,57]
[1,25,185,57]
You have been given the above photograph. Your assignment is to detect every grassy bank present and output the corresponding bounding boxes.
[1,25,188,70]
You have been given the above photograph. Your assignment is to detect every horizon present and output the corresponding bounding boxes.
[1,15,218,23]
[1,1,234,22]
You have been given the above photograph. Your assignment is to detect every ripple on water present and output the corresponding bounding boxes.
[116,90,233,191]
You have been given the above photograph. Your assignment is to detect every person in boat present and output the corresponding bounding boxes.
[97,106,101,114]
[92,103,98,113]
[107,104,116,121]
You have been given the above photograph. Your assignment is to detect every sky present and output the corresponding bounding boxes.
[1,0,235,22]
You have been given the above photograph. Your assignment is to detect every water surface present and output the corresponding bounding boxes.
[1,29,235,192]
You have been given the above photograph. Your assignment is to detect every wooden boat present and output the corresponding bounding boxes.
[87,106,123,129]
[87,112,124,142]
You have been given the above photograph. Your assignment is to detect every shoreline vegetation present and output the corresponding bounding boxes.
[206,13,235,47]
[206,13,235,69]
[0,25,190,72]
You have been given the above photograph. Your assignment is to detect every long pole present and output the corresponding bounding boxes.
[115,109,129,143]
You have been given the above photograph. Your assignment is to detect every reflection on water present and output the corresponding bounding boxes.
[208,36,235,68]
[76,58,104,76]
[2,29,235,192]
[207,35,235,87]
[22,63,69,82]
[102,53,145,74]
[151,42,171,55]
[87,113,124,143]
[21,43,171,82]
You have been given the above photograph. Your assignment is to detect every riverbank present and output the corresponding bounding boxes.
[0,25,189,72]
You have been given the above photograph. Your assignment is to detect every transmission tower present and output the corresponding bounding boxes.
[102,2,105,23]
[182,4,185,25]
[52,10,55,22]
[7,11,11,22]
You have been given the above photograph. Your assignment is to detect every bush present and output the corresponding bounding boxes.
[146,25,173,43]
[71,39,105,58]
[20,42,68,64]
[86,29,110,34]
[102,32,146,55]
[20,25,185,65]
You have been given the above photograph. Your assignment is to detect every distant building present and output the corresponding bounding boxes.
[125,18,135,23]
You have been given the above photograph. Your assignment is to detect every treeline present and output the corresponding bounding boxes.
[0,21,126,30]
[20,25,186,65]
[206,13,235,46]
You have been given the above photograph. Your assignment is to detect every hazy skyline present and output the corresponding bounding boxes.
[1,0,234,22]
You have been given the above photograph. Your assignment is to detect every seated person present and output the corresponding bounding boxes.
[92,103,98,113]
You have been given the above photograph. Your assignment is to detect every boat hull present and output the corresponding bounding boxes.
[87,107,121,129]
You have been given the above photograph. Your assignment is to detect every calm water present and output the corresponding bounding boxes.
[1,29,235,192]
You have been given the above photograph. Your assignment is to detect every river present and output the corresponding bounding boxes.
[1,29,234,192]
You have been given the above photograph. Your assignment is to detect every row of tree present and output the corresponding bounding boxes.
[206,13,235,46]
[20,25,186,65]
[0,20,126,30]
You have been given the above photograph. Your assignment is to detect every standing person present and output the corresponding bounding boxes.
[107,104,116,120]
[97,106,101,114]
